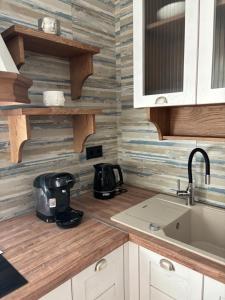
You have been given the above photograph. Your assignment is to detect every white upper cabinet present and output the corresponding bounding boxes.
[133,0,199,108]
[198,0,225,104]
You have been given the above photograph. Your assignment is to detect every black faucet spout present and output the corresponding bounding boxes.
[188,148,210,185]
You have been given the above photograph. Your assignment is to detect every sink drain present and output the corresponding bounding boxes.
[149,223,161,232]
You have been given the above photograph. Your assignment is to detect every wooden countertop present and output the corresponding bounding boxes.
[71,185,225,284]
[0,216,128,300]
[0,185,224,300]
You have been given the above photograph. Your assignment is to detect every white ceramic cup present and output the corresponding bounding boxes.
[43,91,65,106]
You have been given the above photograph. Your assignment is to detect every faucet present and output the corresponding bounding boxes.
[177,148,210,206]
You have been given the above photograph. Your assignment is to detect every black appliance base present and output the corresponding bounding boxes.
[56,208,84,229]
[94,191,115,200]
[36,212,55,223]
[0,255,28,298]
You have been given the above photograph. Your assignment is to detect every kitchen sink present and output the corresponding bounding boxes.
[111,194,225,265]
[164,202,225,259]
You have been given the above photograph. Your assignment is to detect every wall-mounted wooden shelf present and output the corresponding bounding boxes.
[148,104,225,142]
[0,106,101,163]
[1,25,100,100]
[147,14,185,32]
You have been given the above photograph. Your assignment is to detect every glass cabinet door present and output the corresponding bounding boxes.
[198,0,225,104]
[133,0,199,108]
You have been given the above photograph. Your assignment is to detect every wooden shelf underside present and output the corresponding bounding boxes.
[0,107,101,116]
[1,25,100,100]
[149,104,225,142]
[1,107,101,163]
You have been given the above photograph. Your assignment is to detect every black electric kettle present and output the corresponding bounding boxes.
[93,163,126,200]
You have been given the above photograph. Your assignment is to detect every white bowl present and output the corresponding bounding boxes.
[43,91,65,106]
[157,1,185,21]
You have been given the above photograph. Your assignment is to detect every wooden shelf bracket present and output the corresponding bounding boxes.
[149,107,170,140]
[72,114,95,152]
[70,54,93,99]
[8,115,31,163]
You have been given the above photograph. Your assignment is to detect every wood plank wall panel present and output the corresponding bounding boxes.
[116,0,225,207]
[71,0,119,193]
[0,0,118,220]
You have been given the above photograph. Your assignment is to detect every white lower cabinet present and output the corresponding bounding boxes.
[39,243,224,300]
[139,246,203,300]
[40,280,72,300]
[39,246,124,300]
[72,245,124,300]
[203,276,225,300]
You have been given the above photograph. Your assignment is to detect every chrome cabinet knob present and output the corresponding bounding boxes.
[160,259,175,271]
[155,96,168,104]
[95,258,107,272]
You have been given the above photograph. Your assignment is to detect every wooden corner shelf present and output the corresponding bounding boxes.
[1,25,100,99]
[147,14,185,32]
[148,104,225,142]
[0,106,101,163]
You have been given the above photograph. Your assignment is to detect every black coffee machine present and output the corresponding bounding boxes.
[33,173,83,228]
[93,163,127,200]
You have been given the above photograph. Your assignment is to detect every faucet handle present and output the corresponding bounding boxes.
[205,174,210,185]
[177,179,181,191]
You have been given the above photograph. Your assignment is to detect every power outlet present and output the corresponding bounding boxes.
[86,145,103,160]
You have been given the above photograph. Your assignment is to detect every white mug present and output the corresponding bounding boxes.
[43,91,65,106]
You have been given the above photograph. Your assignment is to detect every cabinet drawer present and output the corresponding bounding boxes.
[72,246,124,300]
[140,246,203,300]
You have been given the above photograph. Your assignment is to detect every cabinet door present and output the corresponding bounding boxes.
[139,246,203,300]
[198,0,225,104]
[204,276,225,300]
[72,246,124,300]
[150,286,173,300]
[133,0,199,108]
[39,280,72,300]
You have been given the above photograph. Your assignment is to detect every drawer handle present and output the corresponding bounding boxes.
[95,259,107,272]
[155,96,168,104]
[160,259,175,271]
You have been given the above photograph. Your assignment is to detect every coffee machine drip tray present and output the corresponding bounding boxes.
[0,255,28,298]
[56,208,84,229]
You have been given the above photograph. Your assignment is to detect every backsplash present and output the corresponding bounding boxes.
[0,0,224,221]
[0,0,118,220]
[116,0,225,208]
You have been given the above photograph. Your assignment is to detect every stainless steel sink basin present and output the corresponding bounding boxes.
[111,194,225,265]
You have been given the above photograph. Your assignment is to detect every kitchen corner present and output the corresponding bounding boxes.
[1,0,225,299]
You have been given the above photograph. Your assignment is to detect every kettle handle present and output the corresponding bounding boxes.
[113,165,123,186]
